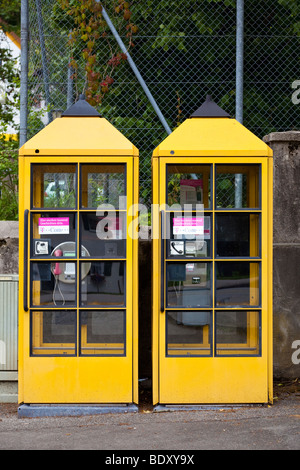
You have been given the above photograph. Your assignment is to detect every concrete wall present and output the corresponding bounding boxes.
[0,222,18,275]
[263,131,300,378]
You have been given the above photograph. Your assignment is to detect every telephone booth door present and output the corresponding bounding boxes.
[19,155,138,406]
[152,156,273,405]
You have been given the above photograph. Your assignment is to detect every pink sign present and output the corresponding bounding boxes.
[39,217,69,234]
[173,217,204,235]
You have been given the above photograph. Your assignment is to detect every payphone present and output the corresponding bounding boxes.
[18,96,139,416]
[152,96,273,406]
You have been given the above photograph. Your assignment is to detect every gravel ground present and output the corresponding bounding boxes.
[0,379,299,451]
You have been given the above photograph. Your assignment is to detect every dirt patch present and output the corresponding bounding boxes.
[0,403,18,417]
[273,378,300,400]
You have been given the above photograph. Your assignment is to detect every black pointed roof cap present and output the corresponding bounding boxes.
[191,95,230,118]
[62,94,101,117]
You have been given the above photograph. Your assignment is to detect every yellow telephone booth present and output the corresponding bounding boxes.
[18,96,139,416]
[152,96,273,407]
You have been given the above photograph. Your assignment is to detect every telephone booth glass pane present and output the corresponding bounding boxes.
[167,262,211,307]
[81,261,125,306]
[31,262,77,307]
[31,213,76,258]
[216,164,260,209]
[80,212,126,258]
[166,311,212,356]
[80,310,125,356]
[215,310,260,356]
[167,164,211,208]
[80,164,126,209]
[31,310,76,356]
[215,262,260,307]
[32,164,76,209]
[216,213,260,257]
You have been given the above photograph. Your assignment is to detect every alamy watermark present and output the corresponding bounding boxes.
[95,198,205,241]
[291,80,300,104]
[291,340,300,365]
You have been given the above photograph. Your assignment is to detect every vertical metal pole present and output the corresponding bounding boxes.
[235,0,244,207]
[19,0,29,147]
[67,30,74,109]
[35,0,52,123]
[67,66,74,109]
[236,0,244,124]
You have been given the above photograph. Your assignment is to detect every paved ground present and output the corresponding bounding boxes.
[0,380,299,451]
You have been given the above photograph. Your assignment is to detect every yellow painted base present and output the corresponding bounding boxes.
[159,357,268,404]
[19,356,133,404]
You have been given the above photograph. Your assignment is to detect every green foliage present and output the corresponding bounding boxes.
[0,135,18,220]
[0,0,21,34]
[0,47,20,132]
[0,2,20,220]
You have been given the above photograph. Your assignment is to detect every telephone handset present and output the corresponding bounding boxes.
[170,241,184,254]
[50,242,90,283]
[53,249,63,275]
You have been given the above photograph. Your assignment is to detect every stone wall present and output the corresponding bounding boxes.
[263,131,300,378]
[0,222,19,275]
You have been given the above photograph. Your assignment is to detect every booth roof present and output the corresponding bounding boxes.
[152,97,272,157]
[19,116,139,156]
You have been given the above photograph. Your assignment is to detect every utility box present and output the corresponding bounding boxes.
[152,96,273,406]
[18,96,139,416]
[0,275,18,403]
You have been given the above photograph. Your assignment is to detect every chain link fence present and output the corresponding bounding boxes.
[27,0,300,207]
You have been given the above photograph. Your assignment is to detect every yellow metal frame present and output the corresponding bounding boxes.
[19,153,139,405]
[152,154,273,405]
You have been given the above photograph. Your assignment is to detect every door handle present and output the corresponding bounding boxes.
[160,210,165,312]
[24,209,29,312]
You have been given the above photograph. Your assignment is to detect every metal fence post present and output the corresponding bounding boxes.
[235,0,244,207]
[236,0,244,124]
[35,0,52,124]
[19,0,29,147]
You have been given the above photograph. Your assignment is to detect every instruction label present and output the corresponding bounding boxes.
[39,217,70,234]
[173,217,204,235]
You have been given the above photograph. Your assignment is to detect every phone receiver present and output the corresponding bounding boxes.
[53,249,63,275]
[171,242,183,254]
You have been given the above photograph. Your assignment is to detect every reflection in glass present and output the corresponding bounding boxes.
[167,311,211,356]
[31,213,76,258]
[216,164,260,208]
[31,310,76,356]
[215,310,260,356]
[81,261,125,306]
[216,213,260,257]
[215,262,260,306]
[31,262,76,307]
[167,164,211,208]
[32,164,76,209]
[81,164,125,209]
[80,212,125,258]
[80,310,125,356]
[167,262,211,307]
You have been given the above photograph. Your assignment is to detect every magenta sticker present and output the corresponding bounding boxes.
[173,217,204,235]
[38,217,69,234]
